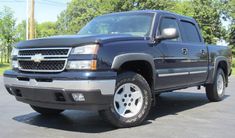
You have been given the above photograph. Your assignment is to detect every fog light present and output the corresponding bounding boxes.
[11,60,19,69]
[71,93,85,102]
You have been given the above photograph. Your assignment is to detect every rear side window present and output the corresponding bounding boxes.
[159,18,181,41]
[180,21,201,43]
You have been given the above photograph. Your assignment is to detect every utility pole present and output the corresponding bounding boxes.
[26,0,29,40]
[27,0,35,40]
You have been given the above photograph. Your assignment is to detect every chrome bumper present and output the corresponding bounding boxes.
[4,77,116,95]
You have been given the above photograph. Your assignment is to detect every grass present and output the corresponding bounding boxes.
[0,63,10,75]
[232,59,235,76]
[232,67,235,76]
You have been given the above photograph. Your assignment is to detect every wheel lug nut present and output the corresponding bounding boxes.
[124,94,127,97]
[129,94,131,97]
[122,99,125,102]
[131,98,133,101]
[124,103,127,106]
[128,103,131,106]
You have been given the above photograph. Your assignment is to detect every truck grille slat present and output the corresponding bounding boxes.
[19,60,66,71]
[18,48,71,72]
[19,49,69,56]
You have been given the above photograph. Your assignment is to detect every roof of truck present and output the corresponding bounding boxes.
[105,10,196,23]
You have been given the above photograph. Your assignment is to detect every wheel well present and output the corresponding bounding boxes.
[218,61,228,76]
[217,61,228,86]
[118,60,154,89]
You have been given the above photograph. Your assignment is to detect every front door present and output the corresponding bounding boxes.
[154,16,191,90]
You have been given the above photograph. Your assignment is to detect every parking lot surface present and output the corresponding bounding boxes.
[0,76,235,138]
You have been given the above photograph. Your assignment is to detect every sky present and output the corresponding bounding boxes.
[0,0,71,24]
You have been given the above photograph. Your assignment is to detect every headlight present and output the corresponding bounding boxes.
[66,60,97,70]
[11,60,19,69]
[71,44,99,55]
[11,48,19,56]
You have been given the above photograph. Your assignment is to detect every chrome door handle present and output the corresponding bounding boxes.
[201,49,206,55]
[182,48,188,55]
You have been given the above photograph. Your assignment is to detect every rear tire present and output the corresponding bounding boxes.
[99,72,152,128]
[206,68,226,102]
[30,105,64,115]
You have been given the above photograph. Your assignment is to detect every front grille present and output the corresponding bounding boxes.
[19,48,70,56]
[19,60,66,71]
[18,48,71,72]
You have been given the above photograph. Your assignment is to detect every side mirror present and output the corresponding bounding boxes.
[155,28,179,41]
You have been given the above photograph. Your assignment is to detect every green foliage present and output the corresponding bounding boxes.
[36,22,57,38]
[56,0,118,34]
[227,0,235,19]
[16,20,26,41]
[190,0,226,44]
[232,59,235,75]
[0,63,10,75]
[232,58,235,67]
[0,6,16,63]
[56,0,227,45]
[225,0,235,57]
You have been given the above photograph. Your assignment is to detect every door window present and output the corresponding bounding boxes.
[159,17,181,41]
[180,21,201,43]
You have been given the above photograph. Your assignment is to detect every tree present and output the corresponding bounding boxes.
[16,20,26,41]
[226,0,235,56]
[0,6,16,63]
[36,22,57,38]
[56,0,118,34]
[189,0,226,44]
[57,0,227,45]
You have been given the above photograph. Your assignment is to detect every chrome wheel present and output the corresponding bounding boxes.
[113,83,143,118]
[217,74,224,95]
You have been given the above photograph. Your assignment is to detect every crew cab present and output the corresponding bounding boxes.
[4,10,232,128]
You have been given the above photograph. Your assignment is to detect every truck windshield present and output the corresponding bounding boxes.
[78,13,154,37]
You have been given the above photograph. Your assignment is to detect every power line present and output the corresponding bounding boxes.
[0,0,68,7]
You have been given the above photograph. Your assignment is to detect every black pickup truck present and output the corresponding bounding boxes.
[4,10,232,128]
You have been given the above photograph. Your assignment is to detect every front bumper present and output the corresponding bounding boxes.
[4,70,117,110]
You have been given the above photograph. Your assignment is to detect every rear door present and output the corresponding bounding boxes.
[179,20,209,84]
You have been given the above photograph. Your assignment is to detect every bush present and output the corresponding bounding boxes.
[232,59,235,68]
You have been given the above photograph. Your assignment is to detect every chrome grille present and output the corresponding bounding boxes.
[19,49,69,56]
[18,48,71,72]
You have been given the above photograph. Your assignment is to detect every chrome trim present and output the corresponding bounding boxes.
[157,67,208,77]
[18,47,72,58]
[18,58,67,61]
[189,70,207,74]
[4,77,116,95]
[17,47,71,72]
[153,57,187,60]
[158,72,189,77]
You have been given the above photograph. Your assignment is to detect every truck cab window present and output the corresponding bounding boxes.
[159,17,181,41]
[180,21,201,43]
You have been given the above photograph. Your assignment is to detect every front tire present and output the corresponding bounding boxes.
[206,68,226,102]
[30,105,64,115]
[99,72,152,128]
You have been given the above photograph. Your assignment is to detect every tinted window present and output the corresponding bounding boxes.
[78,13,154,37]
[159,18,181,41]
[181,21,201,43]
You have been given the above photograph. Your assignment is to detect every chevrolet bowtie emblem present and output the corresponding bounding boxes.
[31,54,44,63]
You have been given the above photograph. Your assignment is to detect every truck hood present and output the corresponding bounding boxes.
[16,34,147,49]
